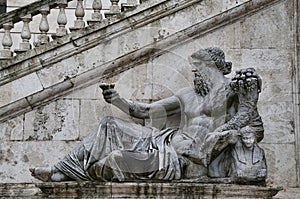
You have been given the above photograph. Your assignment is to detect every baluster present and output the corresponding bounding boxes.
[35,5,50,46]
[88,0,103,25]
[121,0,138,12]
[110,0,120,13]
[105,0,120,20]
[0,22,14,59]
[53,0,68,39]
[15,15,32,54]
[127,0,138,5]
[70,0,85,31]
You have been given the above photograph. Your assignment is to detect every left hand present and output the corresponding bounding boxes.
[230,68,262,101]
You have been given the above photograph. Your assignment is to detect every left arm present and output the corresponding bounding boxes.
[215,68,262,132]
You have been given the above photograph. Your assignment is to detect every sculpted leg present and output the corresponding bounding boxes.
[30,167,71,182]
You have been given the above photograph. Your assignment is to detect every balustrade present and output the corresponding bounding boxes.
[0,0,144,60]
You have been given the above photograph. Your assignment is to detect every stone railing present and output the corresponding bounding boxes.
[0,0,143,60]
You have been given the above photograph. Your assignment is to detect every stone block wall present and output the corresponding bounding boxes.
[0,0,299,189]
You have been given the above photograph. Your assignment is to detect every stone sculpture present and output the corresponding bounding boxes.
[30,47,267,185]
[207,126,267,185]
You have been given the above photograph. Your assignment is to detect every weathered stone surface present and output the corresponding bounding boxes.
[0,182,282,198]
[221,0,249,11]
[261,143,297,187]
[274,188,300,199]
[79,100,116,139]
[239,1,293,49]
[26,79,73,108]
[0,141,78,183]
[114,64,153,99]
[258,102,294,144]
[0,115,24,141]
[35,181,281,199]
[37,59,78,88]
[151,53,193,94]
[64,84,103,99]
[0,73,43,108]
[0,183,41,198]
[24,100,80,141]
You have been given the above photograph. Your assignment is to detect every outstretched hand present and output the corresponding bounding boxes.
[99,83,119,104]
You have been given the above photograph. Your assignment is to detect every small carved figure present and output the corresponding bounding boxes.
[30,47,265,185]
[207,126,267,185]
[232,126,267,185]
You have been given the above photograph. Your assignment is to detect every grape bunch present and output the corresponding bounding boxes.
[230,68,262,93]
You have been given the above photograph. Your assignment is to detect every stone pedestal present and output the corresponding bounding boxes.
[0,49,13,59]
[35,181,282,199]
[0,183,41,198]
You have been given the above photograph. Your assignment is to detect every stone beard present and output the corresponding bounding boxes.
[193,72,211,97]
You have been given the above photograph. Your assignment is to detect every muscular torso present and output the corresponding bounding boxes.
[167,81,235,158]
[176,84,231,138]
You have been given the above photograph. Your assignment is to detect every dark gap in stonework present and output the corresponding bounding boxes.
[0,0,6,14]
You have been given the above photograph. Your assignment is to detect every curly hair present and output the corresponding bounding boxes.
[204,47,232,75]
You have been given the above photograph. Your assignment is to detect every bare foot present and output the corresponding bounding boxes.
[30,167,53,182]
[30,167,72,182]
[51,171,72,181]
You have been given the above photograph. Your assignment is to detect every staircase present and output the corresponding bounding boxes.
[0,1,298,198]
[0,0,283,123]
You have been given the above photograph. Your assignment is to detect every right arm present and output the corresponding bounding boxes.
[101,84,181,119]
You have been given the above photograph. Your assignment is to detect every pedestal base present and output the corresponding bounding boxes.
[35,181,282,199]
[0,49,13,59]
